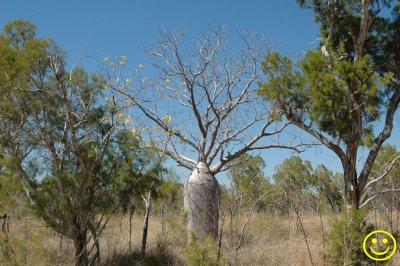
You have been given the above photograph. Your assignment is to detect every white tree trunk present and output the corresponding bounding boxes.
[184,162,220,241]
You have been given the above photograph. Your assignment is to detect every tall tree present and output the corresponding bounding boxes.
[104,27,303,241]
[260,0,400,209]
[0,20,160,265]
[228,154,271,210]
[272,156,315,212]
[313,165,344,212]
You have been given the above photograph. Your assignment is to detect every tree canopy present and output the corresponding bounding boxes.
[260,0,400,208]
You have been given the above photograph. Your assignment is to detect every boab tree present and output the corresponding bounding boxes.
[103,27,303,240]
[259,0,400,209]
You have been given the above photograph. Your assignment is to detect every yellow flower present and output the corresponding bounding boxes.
[126,79,131,83]
[142,127,149,132]
[139,64,143,69]
[124,117,131,125]
[119,61,125,66]
[111,63,115,68]
[121,55,127,61]
[103,57,109,63]
[131,128,139,134]
[102,84,108,89]
[116,114,124,121]
[161,115,171,123]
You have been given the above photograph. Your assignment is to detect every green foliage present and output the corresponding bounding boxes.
[313,165,344,212]
[296,0,396,61]
[0,159,29,218]
[228,154,271,210]
[143,236,174,266]
[260,50,391,145]
[272,156,315,212]
[326,209,374,265]
[111,130,163,215]
[185,234,223,266]
[0,19,163,263]
[260,0,400,209]
[155,169,183,215]
[3,19,36,48]
[0,19,46,232]
[271,156,344,213]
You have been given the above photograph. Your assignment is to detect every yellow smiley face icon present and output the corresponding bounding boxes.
[363,230,397,261]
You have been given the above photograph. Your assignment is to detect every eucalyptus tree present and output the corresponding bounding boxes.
[313,165,343,212]
[228,154,271,210]
[260,0,400,209]
[272,156,315,213]
[104,27,303,241]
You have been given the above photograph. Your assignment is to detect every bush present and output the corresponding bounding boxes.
[185,234,223,266]
[143,236,175,266]
[326,209,374,265]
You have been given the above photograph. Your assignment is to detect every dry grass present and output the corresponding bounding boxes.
[220,212,330,266]
[1,211,400,265]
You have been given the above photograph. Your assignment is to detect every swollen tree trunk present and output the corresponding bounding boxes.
[184,162,220,242]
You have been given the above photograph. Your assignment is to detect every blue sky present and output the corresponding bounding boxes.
[0,0,320,70]
[1,0,399,183]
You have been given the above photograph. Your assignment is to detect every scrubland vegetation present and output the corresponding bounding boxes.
[2,149,400,265]
[2,0,400,265]
[0,212,337,265]
[3,205,400,265]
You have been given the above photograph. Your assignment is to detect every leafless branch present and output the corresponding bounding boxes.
[363,154,400,192]
[106,27,307,177]
[361,189,400,208]
[235,190,270,254]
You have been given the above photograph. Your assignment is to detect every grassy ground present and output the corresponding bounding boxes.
[1,211,399,265]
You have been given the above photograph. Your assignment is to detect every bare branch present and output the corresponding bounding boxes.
[235,190,270,253]
[286,112,348,166]
[107,27,305,177]
[363,154,400,192]
[360,188,400,208]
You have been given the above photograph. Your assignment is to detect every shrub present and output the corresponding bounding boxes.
[326,209,374,265]
[143,236,174,266]
[184,234,223,266]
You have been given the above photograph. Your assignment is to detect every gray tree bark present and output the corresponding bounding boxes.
[184,162,220,242]
[141,189,152,257]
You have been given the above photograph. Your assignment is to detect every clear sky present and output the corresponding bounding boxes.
[1,0,399,183]
[0,0,320,61]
